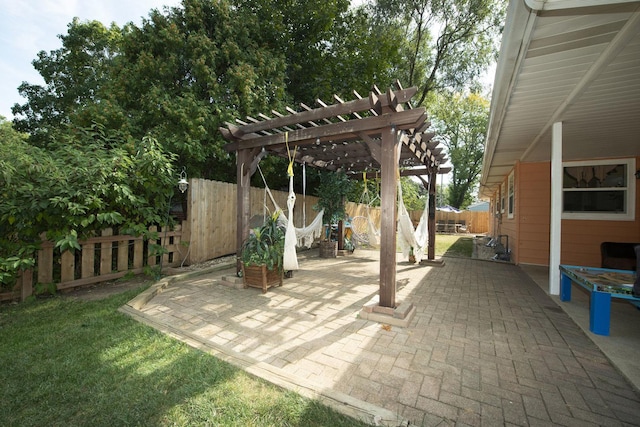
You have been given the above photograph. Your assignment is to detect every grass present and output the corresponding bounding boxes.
[0,288,371,427]
[435,234,474,258]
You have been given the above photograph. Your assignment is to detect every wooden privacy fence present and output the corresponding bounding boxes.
[2,224,187,302]
[186,178,321,263]
[415,210,490,235]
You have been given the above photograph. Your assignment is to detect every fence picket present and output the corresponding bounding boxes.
[133,239,144,269]
[117,238,129,272]
[82,242,94,279]
[60,250,75,283]
[100,228,113,275]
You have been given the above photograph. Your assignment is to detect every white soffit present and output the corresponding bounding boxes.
[481,0,640,197]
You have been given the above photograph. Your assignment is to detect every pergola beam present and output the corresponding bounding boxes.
[222,108,427,152]
[224,87,418,137]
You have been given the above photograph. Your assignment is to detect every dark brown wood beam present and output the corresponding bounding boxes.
[222,87,419,138]
[235,148,260,273]
[427,171,437,260]
[222,109,427,152]
[379,126,399,308]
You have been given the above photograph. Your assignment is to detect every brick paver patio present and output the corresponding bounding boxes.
[122,250,640,426]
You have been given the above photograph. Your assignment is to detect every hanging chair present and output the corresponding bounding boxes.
[350,173,381,248]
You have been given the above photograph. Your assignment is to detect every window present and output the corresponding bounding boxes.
[500,184,505,215]
[562,158,636,221]
[508,172,515,219]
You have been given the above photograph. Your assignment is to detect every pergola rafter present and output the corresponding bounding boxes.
[220,83,448,309]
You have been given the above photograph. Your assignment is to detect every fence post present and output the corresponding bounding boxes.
[37,240,54,285]
[148,226,157,267]
[82,240,94,279]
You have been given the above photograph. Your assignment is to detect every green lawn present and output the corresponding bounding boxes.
[435,234,473,258]
[0,288,370,427]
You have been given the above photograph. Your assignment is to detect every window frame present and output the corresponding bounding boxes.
[561,158,636,221]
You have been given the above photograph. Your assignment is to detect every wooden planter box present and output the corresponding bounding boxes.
[319,240,338,258]
[241,263,283,293]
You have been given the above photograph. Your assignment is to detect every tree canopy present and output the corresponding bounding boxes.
[12,0,504,181]
[430,91,489,208]
[372,0,505,105]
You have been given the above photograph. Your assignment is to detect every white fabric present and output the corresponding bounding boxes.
[366,208,381,247]
[350,181,380,248]
[397,182,429,263]
[283,180,299,271]
[262,179,324,249]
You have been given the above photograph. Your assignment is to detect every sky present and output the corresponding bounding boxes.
[0,0,182,120]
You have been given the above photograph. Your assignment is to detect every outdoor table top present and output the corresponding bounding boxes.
[560,264,636,297]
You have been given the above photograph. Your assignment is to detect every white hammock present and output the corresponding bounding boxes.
[397,181,429,263]
[261,182,324,249]
[256,164,324,271]
[283,179,299,271]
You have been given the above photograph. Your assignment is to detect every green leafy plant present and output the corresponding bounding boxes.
[240,211,285,270]
[314,171,353,240]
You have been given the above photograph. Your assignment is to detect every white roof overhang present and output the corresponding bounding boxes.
[480,0,640,198]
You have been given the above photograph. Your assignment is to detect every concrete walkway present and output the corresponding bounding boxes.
[121,250,640,426]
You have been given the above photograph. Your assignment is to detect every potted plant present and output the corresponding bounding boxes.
[240,211,285,293]
[315,171,353,258]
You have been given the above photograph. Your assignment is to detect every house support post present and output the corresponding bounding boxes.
[549,121,563,295]
[379,125,400,308]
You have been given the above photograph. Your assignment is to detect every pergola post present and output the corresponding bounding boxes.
[427,170,437,260]
[379,125,400,308]
[235,148,257,274]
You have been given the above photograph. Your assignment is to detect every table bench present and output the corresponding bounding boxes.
[560,265,639,336]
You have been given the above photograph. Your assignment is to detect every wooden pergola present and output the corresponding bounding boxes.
[220,83,449,309]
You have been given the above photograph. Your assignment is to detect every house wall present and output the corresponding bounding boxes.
[517,162,551,266]
[490,157,640,267]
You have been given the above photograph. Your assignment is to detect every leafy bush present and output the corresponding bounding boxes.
[240,211,285,270]
[0,119,177,288]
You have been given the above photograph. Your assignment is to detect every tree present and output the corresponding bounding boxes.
[430,91,488,208]
[0,119,177,289]
[372,0,505,104]
[11,1,291,180]
[12,19,123,147]
[109,0,290,179]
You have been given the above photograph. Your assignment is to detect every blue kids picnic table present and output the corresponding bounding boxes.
[560,265,639,336]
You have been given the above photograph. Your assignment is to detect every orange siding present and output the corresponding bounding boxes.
[517,162,551,265]
[562,220,640,267]
[503,157,639,267]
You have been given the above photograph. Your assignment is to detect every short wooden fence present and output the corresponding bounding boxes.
[2,224,186,302]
